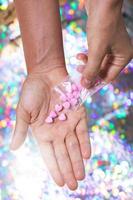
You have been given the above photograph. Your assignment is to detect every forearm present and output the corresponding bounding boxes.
[86,0,123,13]
[85,0,123,50]
[14,0,65,74]
[86,0,123,21]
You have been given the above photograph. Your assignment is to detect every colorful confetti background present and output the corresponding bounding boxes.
[0,0,133,200]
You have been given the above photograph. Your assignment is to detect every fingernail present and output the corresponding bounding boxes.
[76,169,85,180]
[68,180,78,190]
[81,77,92,88]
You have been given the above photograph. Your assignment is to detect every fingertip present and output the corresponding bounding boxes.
[80,77,92,88]
[9,143,17,151]
[56,179,65,187]
[76,53,84,59]
[67,180,78,191]
[75,168,85,181]
[83,150,91,160]
[83,138,91,159]
[52,171,65,187]
[76,53,88,61]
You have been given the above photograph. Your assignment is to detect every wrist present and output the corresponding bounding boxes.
[27,53,66,73]
[27,64,68,88]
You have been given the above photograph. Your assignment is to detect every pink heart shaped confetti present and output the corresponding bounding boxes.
[49,111,57,118]
[71,98,78,106]
[63,101,71,109]
[66,92,73,99]
[55,104,63,112]
[72,83,78,91]
[58,113,67,121]
[60,94,67,102]
[72,91,80,98]
[45,116,53,123]
[77,83,82,91]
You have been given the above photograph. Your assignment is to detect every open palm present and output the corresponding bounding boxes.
[10,70,91,190]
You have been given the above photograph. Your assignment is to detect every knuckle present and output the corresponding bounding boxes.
[57,151,68,161]
[66,134,79,149]
[68,141,79,149]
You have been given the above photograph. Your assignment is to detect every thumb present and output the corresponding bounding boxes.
[10,106,30,150]
[81,48,106,88]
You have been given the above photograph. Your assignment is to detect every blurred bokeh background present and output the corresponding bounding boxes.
[0,0,133,199]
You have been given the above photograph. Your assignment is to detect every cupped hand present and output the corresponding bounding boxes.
[80,0,133,88]
[10,67,91,190]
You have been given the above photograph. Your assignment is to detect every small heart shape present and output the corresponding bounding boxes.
[72,83,78,91]
[49,111,57,118]
[77,83,82,91]
[72,91,80,98]
[71,98,78,106]
[58,113,67,121]
[66,92,73,99]
[60,94,67,102]
[63,101,71,109]
[55,104,63,112]
[45,116,53,123]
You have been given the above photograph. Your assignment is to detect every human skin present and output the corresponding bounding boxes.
[81,0,133,88]
[10,0,91,191]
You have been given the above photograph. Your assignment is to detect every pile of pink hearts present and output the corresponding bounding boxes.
[45,82,82,124]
